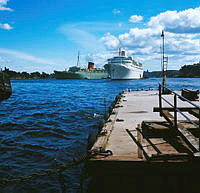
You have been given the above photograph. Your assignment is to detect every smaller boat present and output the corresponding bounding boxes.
[54,52,109,79]
[0,71,12,100]
[54,62,109,79]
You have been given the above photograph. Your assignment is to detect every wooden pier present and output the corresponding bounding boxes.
[87,87,200,193]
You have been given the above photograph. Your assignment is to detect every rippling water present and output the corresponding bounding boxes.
[0,78,200,193]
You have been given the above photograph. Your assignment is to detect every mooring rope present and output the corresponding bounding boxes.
[0,151,95,186]
[0,148,113,186]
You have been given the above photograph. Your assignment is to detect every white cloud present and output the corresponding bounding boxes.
[0,23,13,30]
[58,22,106,53]
[129,15,143,23]
[101,7,200,70]
[112,9,121,15]
[148,7,200,33]
[101,32,120,50]
[0,48,57,65]
[0,0,13,11]
[0,7,12,11]
[58,22,129,53]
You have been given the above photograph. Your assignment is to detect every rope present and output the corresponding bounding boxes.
[0,151,96,186]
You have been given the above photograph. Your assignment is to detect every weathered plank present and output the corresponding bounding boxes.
[154,107,197,112]
[141,121,173,138]
[188,109,200,119]
[177,126,199,153]
[181,89,199,101]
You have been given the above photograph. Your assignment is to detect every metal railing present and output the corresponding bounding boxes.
[158,84,200,151]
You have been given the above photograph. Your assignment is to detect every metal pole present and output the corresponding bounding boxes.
[159,84,162,116]
[174,94,177,131]
[199,108,200,151]
[161,30,166,93]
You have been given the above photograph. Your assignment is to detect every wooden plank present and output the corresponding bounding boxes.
[137,125,143,159]
[136,127,162,154]
[150,153,190,161]
[181,89,199,101]
[162,110,174,119]
[142,120,200,154]
[126,129,150,160]
[142,121,173,138]
[178,121,200,138]
[188,109,200,119]
[153,107,197,112]
[178,120,198,129]
[160,110,174,127]
[177,127,199,153]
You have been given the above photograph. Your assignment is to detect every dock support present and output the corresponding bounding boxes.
[126,129,149,160]
[174,94,177,131]
[137,124,143,159]
[199,109,200,152]
[159,84,162,117]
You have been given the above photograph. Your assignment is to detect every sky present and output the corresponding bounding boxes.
[0,0,200,73]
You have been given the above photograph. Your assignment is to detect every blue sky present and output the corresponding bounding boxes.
[0,0,200,73]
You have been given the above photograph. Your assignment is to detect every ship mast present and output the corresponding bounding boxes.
[161,30,168,93]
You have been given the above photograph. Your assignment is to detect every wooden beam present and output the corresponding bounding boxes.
[141,121,173,138]
[160,110,174,127]
[153,107,197,112]
[188,109,200,119]
[126,129,150,160]
[177,126,199,153]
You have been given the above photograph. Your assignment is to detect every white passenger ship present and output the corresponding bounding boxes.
[104,49,143,80]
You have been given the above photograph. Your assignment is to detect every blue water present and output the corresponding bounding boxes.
[0,78,200,193]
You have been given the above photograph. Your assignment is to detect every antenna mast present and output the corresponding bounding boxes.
[77,51,80,67]
[161,30,168,93]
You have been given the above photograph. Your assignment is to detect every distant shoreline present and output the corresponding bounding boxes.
[3,61,200,79]
[9,77,200,80]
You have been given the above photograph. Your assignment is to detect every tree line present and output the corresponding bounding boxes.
[179,62,200,77]
[2,61,200,79]
[2,68,55,79]
[145,61,200,78]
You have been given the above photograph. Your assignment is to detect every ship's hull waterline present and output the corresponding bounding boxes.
[104,49,144,80]
[105,63,143,80]
[54,70,108,79]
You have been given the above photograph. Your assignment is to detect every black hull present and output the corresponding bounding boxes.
[0,90,12,100]
[0,72,12,100]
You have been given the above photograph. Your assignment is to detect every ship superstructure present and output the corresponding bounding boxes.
[104,50,143,80]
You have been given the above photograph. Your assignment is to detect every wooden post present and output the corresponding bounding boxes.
[137,124,143,159]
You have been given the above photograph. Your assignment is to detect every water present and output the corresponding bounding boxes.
[0,78,199,193]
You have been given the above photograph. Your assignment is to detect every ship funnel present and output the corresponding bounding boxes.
[88,62,94,70]
[121,51,125,56]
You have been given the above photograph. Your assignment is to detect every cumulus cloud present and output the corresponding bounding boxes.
[58,22,131,53]
[0,0,13,11]
[129,15,143,23]
[112,9,121,15]
[148,7,200,33]
[0,23,13,30]
[101,7,200,70]
[101,32,120,50]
